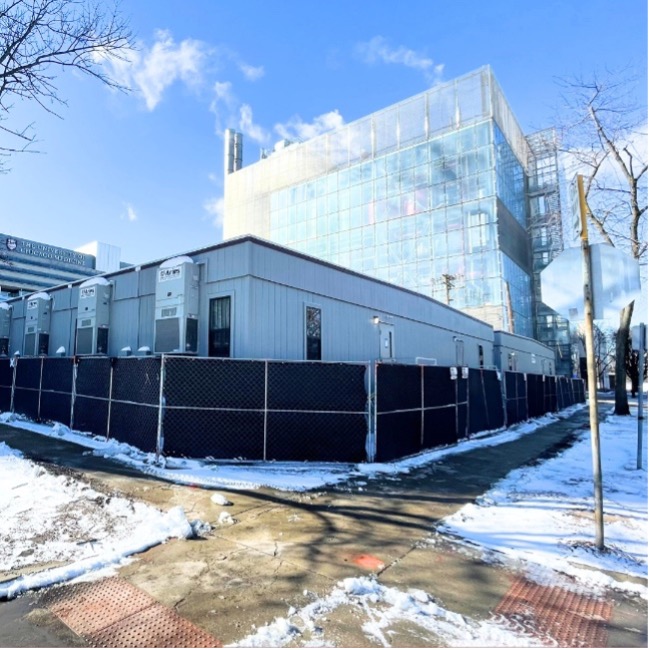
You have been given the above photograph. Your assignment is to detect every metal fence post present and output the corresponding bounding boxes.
[155,354,166,461]
[365,361,377,462]
[70,357,78,429]
[420,364,425,447]
[263,360,268,461]
[499,371,507,428]
[524,373,529,419]
[37,356,44,421]
[9,355,17,413]
[106,357,115,440]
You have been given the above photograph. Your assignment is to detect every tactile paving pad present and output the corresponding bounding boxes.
[493,577,612,647]
[42,577,221,648]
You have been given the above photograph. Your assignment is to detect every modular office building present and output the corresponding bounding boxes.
[1,235,554,374]
[223,66,571,374]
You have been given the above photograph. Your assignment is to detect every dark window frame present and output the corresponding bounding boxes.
[209,295,232,358]
[305,304,322,361]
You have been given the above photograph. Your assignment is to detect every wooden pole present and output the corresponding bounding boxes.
[577,174,605,550]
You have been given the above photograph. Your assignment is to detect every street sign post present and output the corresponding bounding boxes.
[541,176,643,550]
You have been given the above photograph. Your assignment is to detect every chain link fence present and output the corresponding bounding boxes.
[0,358,12,412]
[374,363,502,462]
[1,355,585,463]
[375,364,587,462]
[0,355,369,462]
[162,357,369,462]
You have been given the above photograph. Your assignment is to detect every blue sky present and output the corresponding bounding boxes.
[2,0,647,265]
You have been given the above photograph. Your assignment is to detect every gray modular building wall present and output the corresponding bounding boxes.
[494,330,555,375]
[4,237,499,368]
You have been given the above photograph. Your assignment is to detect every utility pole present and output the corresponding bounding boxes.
[577,174,605,550]
[438,273,458,305]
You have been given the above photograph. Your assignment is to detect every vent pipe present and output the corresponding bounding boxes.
[233,131,243,171]
[224,128,235,174]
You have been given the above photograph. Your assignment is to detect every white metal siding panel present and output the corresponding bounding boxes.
[138,267,156,296]
[110,299,140,355]
[138,295,155,352]
[9,317,24,355]
[52,288,71,311]
[113,273,138,300]
[50,309,73,355]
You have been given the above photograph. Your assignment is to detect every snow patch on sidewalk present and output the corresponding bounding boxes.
[0,442,192,599]
[437,410,648,598]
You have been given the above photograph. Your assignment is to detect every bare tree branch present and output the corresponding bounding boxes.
[556,68,648,414]
[0,0,134,169]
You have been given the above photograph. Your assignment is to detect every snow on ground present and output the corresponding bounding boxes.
[229,575,548,648]
[0,442,193,599]
[437,409,648,599]
[226,406,647,648]
[0,405,584,493]
[0,402,646,647]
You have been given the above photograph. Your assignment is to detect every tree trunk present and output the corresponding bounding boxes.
[615,302,634,414]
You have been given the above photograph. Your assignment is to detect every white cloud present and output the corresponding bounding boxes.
[239,104,270,145]
[121,203,137,222]
[238,62,265,81]
[105,30,208,110]
[203,196,225,229]
[210,82,270,144]
[275,110,345,142]
[357,36,444,85]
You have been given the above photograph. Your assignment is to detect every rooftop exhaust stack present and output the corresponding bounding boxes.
[225,128,235,174]
[233,131,243,171]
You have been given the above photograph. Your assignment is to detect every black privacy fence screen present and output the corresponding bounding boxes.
[0,356,585,463]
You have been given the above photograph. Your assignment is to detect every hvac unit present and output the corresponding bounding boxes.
[75,277,112,355]
[154,256,199,354]
[0,302,11,356]
[23,292,51,356]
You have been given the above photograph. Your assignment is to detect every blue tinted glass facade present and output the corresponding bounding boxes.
[502,254,533,337]
[226,67,551,341]
[494,126,527,227]
[269,122,509,315]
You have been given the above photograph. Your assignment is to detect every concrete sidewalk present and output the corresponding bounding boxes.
[0,403,647,647]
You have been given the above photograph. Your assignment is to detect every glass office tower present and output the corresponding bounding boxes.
[224,66,570,373]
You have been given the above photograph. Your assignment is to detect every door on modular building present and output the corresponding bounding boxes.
[379,323,395,360]
[209,296,231,357]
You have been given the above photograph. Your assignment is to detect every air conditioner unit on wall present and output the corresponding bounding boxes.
[75,278,112,355]
[154,256,199,354]
[23,293,51,356]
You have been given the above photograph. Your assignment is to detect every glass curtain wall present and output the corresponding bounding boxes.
[225,66,537,337]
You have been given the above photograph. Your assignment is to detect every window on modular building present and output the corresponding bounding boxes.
[209,296,231,357]
[306,306,322,360]
[478,344,485,368]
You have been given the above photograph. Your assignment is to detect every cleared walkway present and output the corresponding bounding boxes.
[0,401,646,647]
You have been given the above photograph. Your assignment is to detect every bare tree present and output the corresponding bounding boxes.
[0,0,134,168]
[573,322,616,390]
[557,68,647,414]
[625,332,647,398]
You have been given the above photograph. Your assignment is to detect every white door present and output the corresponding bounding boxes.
[379,323,395,360]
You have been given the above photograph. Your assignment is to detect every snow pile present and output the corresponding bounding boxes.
[438,411,648,597]
[0,404,586,492]
[0,442,192,599]
[232,575,546,647]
